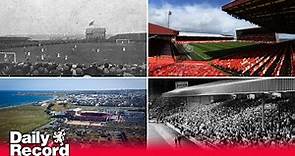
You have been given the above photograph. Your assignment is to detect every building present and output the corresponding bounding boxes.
[85,27,106,40]
[149,23,179,57]
[66,108,111,122]
[236,27,277,42]
[108,33,146,42]
[119,111,145,123]
[177,32,234,41]
[0,37,31,43]
[162,78,295,106]
[223,0,295,34]
[66,108,82,116]
[159,78,295,131]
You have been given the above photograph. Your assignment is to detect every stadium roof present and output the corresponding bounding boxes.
[163,78,295,97]
[178,32,233,38]
[0,37,31,41]
[149,23,179,36]
[222,0,295,34]
[86,27,106,33]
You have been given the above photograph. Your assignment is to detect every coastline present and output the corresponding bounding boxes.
[0,96,56,110]
[0,100,52,139]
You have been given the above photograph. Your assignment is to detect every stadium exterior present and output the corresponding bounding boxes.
[66,108,111,122]
[163,78,295,105]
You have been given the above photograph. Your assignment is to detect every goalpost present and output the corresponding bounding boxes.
[0,52,17,63]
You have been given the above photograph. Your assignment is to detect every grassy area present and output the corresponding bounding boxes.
[0,105,50,139]
[3,42,146,65]
[185,42,257,60]
[49,102,70,112]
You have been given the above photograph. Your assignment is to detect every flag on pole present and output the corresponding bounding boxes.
[89,20,95,26]
[167,10,172,28]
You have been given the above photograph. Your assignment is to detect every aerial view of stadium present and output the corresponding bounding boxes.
[149,0,295,77]
[0,79,146,148]
[149,78,295,148]
[0,0,146,77]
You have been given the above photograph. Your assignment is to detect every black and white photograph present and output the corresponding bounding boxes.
[148,78,295,148]
[0,0,146,77]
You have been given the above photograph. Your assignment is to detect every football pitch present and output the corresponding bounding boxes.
[184,42,257,61]
[1,42,146,65]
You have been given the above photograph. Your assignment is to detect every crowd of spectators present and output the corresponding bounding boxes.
[0,62,146,77]
[161,97,295,148]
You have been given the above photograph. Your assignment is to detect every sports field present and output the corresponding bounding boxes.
[1,42,146,65]
[183,42,257,61]
[0,105,50,139]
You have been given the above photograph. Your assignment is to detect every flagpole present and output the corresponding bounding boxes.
[168,11,170,28]
[167,10,172,28]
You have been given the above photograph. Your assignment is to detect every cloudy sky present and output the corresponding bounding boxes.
[0,78,146,90]
[149,0,256,35]
[0,0,146,36]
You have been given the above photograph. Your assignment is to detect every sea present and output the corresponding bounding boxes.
[0,91,54,109]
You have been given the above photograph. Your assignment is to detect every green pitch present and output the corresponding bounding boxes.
[0,105,50,139]
[183,42,257,61]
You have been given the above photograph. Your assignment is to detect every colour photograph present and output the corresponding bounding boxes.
[149,0,295,77]
[0,78,146,148]
[1,0,295,156]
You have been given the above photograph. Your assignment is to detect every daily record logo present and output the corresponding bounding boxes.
[9,130,69,156]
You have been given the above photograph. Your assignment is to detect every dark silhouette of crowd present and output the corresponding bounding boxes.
[154,96,295,148]
[0,62,146,77]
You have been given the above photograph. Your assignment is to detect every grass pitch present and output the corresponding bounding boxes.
[0,105,50,139]
[184,42,257,61]
[1,42,146,65]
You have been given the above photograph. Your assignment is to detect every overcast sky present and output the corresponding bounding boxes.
[0,78,146,90]
[0,0,146,36]
[149,0,256,35]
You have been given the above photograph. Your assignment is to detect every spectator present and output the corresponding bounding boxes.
[0,62,146,77]
[153,96,295,148]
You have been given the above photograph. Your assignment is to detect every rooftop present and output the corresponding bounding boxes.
[222,0,295,34]
[149,23,179,36]
[178,32,233,38]
[163,78,295,97]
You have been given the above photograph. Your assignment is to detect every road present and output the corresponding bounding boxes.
[148,122,199,148]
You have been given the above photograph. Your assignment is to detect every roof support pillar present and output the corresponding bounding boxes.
[262,101,265,131]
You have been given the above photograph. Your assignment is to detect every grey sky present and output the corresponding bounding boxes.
[0,0,146,36]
